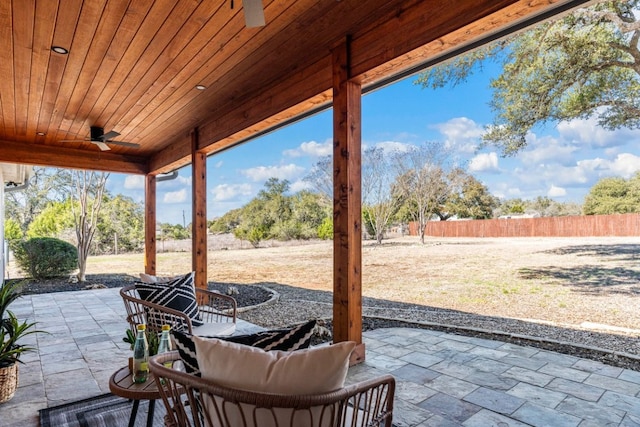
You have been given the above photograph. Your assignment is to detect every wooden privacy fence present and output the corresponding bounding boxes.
[409,213,640,238]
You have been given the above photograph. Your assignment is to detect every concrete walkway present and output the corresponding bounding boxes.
[1,288,640,426]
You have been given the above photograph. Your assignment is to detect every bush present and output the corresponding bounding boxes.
[12,238,78,279]
[317,217,333,240]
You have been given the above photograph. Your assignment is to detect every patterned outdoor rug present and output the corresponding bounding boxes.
[39,393,166,427]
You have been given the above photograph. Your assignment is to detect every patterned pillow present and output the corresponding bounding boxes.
[135,272,203,328]
[171,319,318,376]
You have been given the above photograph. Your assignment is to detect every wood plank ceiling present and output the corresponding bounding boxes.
[0,0,591,176]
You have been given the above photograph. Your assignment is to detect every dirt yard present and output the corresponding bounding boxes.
[33,235,639,334]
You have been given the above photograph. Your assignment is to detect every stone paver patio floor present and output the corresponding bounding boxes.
[1,288,639,426]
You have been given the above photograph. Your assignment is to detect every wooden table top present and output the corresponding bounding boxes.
[109,366,162,401]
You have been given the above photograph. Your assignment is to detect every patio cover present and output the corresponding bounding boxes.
[0,0,594,361]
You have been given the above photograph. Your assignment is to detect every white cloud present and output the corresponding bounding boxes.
[211,183,253,201]
[124,175,144,190]
[290,179,313,192]
[557,115,640,149]
[163,189,187,203]
[469,152,499,173]
[240,164,305,181]
[283,140,332,157]
[547,185,566,197]
[176,175,191,186]
[214,160,223,168]
[432,117,483,153]
[608,153,640,177]
[518,134,577,166]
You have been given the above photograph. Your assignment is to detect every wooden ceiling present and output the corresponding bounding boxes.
[0,0,591,176]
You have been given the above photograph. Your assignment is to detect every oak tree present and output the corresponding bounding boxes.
[417,1,640,155]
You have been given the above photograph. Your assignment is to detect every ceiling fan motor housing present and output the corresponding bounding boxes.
[90,126,105,141]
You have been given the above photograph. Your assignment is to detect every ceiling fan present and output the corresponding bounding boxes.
[62,126,140,151]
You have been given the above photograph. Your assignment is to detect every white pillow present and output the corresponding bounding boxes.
[139,273,175,283]
[194,336,355,395]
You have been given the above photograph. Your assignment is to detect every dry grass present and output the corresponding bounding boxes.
[17,235,640,332]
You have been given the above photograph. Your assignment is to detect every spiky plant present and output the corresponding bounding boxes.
[0,281,46,368]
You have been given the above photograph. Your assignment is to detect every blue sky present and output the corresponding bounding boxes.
[109,64,640,225]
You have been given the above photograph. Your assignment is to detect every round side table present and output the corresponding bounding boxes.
[109,366,161,427]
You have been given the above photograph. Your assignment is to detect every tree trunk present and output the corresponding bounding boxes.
[418,210,426,244]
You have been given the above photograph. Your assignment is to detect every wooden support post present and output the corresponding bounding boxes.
[192,129,208,290]
[332,39,364,364]
[144,174,157,275]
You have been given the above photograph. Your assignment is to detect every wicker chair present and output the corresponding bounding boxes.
[120,284,237,337]
[149,351,395,427]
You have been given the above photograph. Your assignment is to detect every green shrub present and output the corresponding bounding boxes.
[12,238,77,279]
[317,217,333,240]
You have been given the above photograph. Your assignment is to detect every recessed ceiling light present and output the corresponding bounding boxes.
[36,132,46,136]
[51,46,69,54]
[195,84,206,90]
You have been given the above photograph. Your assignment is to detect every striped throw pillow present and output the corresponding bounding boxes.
[135,271,203,328]
[171,319,318,376]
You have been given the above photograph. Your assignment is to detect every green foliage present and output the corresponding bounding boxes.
[0,281,46,367]
[159,223,191,240]
[4,167,65,235]
[443,174,498,219]
[495,197,583,217]
[279,191,327,240]
[27,200,74,238]
[417,1,640,155]
[501,199,525,215]
[583,173,640,215]
[12,237,78,279]
[317,216,333,240]
[95,195,145,254]
[123,328,159,356]
[3,219,23,242]
[362,207,377,239]
[231,179,329,245]
[209,208,242,234]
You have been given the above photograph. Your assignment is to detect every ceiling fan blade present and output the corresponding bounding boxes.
[243,0,265,27]
[92,141,112,151]
[100,130,120,141]
[104,140,140,149]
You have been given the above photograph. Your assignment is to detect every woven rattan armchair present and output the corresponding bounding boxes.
[120,284,237,337]
[150,351,395,427]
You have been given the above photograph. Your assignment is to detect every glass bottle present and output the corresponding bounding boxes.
[157,324,172,363]
[157,324,172,385]
[132,324,149,383]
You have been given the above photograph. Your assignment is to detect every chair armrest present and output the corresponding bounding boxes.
[150,353,396,427]
[195,288,237,323]
[342,375,395,427]
[121,285,195,334]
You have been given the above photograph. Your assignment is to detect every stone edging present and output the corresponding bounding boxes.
[237,290,640,367]
[236,285,280,313]
[363,314,640,365]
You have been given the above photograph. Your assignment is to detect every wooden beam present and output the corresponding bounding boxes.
[191,129,208,291]
[332,39,363,363]
[147,0,568,174]
[145,174,157,275]
[0,139,148,174]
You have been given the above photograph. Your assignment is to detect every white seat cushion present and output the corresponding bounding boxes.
[194,337,355,394]
[193,322,236,337]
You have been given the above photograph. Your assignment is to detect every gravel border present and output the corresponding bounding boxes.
[236,283,640,371]
[12,275,640,371]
